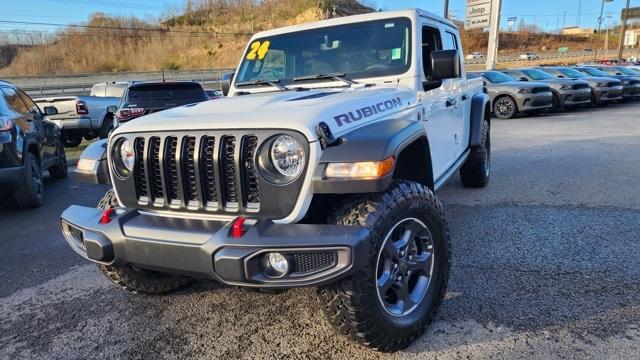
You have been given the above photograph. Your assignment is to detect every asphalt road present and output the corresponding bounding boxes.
[1,103,639,359]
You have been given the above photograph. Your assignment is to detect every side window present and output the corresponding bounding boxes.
[443,32,459,50]
[1,88,30,115]
[421,26,442,81]
[17,89,40,114]
[0,88,11,117]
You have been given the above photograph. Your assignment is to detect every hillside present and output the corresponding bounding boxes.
[0,0,374,76]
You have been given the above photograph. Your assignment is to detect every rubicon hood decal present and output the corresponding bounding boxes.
[333,97,403,127]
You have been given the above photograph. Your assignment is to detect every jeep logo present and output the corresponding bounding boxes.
[333,97,403,127]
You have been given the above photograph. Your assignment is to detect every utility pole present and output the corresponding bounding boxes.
[594,0,612,61]
[444,0,449,20]
[577,0,583,27]
[618,0,631,63]
[486,0,503,70]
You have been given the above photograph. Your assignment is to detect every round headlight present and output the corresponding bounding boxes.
[113,138,135,178]
[270,135,305,178]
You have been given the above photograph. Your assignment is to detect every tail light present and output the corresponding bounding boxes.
[115,108,145,122]
[76,101,89,115]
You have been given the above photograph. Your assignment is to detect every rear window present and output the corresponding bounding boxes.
[126,83,207,104]
[105,84,127,97]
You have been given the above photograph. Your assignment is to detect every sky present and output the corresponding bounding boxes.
[1,0,638,34]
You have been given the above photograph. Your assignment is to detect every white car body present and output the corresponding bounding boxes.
[112,9,486,223]
[466,52,484,60]
[519,52,539,60]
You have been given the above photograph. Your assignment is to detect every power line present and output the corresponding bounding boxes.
[44,0,168,10]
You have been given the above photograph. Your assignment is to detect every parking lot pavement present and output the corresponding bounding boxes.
[1,103,639,359]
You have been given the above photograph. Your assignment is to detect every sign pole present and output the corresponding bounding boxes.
[486,0,502,70]
[618,0,631,63]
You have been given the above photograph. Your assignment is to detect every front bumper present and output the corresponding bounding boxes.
[517,91,553,111]
[558,88,592,107]
[60,205,369,288]
[622,84,640,99]
[593,86,624,103]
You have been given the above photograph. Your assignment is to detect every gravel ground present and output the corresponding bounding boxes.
[1,103,639,359]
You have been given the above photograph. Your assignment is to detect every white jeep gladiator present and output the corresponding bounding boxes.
[61,9,491,351]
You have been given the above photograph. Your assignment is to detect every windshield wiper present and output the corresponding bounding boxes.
[293,73,358,87]
[236,79,286,91]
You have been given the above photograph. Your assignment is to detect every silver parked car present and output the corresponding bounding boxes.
[469,71,553,119]
[537,67,622,105]
[500,68,592,111]
[577,66,640,101]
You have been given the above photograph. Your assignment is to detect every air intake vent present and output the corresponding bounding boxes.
[220,136,238,209]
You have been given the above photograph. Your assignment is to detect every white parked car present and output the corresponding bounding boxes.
[466,51,484,60]
[519,51,539,60]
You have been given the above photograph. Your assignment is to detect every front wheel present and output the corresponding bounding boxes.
[493,96,517,119]
[317,181,451,352]
[95,189,192,294]
[48,144,68,179]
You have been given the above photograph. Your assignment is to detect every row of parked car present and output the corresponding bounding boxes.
[469,65,640,119]
[0,79,218,208]
[33,81,221,147]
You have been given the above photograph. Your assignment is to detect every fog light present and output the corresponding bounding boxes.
[263,252,289,278]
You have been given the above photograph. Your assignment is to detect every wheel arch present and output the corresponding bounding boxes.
[470,93,491,147]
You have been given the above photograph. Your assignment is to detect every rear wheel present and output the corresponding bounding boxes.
[493,96,517,119]
[13,151,43,208]
[460,119,490,188]
[96,189,192,294]
[62,133,82,148]
[317,181,451,352]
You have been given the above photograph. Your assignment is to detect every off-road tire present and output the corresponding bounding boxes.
[493,95,517,119]
[48,144,68,179]
[99,115,114,139]
[96,189,191,294]
[317,181,451,352]
[13,151,43,208]
[460,119,490,188]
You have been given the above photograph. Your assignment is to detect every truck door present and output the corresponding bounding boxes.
[418,24,457,181]
[442,29,468,160]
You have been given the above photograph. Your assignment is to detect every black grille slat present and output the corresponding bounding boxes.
[241,136,260,209]
[220,136,238,209]
[147,137,164,203]
[572,83,589,90]
[608,81,620,87]
[181,136,198,205]
[292,252,337,274]
[200,136,218,209]
[532,87,548,94]
[133,138,148,201]
[164,137,179,204]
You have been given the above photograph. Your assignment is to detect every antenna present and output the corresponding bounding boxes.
[161,67,165,82]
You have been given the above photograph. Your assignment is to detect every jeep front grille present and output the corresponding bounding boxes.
[133,134,261,213]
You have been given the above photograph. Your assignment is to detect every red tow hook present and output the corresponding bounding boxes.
[100,208,115,224]
[231,217,246,238]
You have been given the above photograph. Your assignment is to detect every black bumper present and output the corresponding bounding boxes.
[60,205,370,288]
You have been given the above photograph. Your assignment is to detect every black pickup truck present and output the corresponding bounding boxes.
[0,80,67,208]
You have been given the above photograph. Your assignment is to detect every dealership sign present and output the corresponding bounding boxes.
[622,7,640,20]
[466,0,493,30]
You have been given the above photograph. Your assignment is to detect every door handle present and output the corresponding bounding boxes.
[446,98,457,107]
[461,94,468,101]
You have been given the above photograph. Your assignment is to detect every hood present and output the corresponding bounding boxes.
[569,76,619,86]
[491,81,549,90]
[536,77,588,89]
[112,86,415,142]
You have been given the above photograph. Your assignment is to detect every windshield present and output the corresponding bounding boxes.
[522,69,552,80]
[579,67,609,77]
[614,67,638,75]
[236,17,412,86]
[558,68,585,78]
[483,71,514,83]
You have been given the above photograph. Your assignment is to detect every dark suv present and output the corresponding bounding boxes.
[114,81,209,125]
[0,80,67,208]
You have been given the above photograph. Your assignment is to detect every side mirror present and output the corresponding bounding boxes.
[106,105,118,113]
[430,50,460,81]
[221,72,235,96]
[43,106,58,116]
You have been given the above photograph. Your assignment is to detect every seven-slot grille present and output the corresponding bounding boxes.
[131,134,261,212]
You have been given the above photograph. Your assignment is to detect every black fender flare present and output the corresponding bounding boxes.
[469,93,491,148]
[314,118,430,193]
